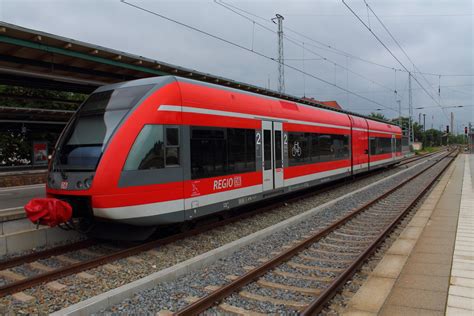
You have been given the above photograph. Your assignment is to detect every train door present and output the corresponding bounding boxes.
[348,115,370,174]
[262,121,284,191]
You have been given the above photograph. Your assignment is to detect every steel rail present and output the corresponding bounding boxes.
[0,149,446,298]
[0,239,98,271]
[174,150,454,315]
[397,148,445,166]
[301,149,458,315]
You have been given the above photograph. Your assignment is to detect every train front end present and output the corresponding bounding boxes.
[25,77,180,237]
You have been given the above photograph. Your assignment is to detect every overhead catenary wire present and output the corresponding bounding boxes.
[215,0,472,119]
[215,0,396,94]
[312,83,474,96]
[342,0,450,121]
[216,0,474,78]
[363,1,449,112]
[120,0,399,113]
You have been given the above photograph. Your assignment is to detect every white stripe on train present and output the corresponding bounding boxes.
[158,105,401,136]
[92,159,400,220]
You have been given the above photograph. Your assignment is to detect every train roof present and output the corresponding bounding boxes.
[96,76,400,129]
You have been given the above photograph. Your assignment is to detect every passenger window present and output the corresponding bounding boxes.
[166,127,179,146]
[275,131,282,169]
[165,127,180,166]
[124,125,180,170]
[319,134,334,162]
[264,130,272,170]
[124,125,165,170]
[190,127,256,179]
[370,138,377,155]
[288,132,311,166]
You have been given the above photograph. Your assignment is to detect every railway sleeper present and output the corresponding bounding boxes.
[239,291,307,310]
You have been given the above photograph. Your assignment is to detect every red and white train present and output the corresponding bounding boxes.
[43,76,402,229]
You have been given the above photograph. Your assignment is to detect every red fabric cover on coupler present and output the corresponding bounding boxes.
[24,198,72,227]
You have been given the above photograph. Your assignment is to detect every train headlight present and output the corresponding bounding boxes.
[84,177,91,189]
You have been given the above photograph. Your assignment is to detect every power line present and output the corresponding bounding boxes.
[217,1,474,78]
[216,0,399,102]
[353,104,474,111]
[282,13,474,17]
[343,0,450,121]
[216,0,396,94]
[120,0,399,113]
[307,83,474,96]
[364,1,448,111]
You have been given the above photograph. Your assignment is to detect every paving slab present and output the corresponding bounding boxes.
[397,273,449,292]
[381,304,444,316]
[402,262,451,277]
[383,287,446,311]
[447,154,474,314]
[344,277,396,313]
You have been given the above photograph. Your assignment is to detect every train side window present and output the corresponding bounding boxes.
[246,129,256,171]
[379,137,391,154]
[310,133,319,162]
[124,125,165,170]
[264,129,272,170]
[319,134,334,162]
[396,138,402,152]
[332,134,350,159]
[190,127,256,179]
[288,132,310,166]
[369,137,393,155]
[274,130,282,168]
[228,128,256,173]
[165,127,180,166]
[191,127,226,179]
[369,138,377,155]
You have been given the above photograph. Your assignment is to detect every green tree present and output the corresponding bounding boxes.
[0,85,86,110]
[368,112,388,121]
[0,131,31,166]
[412,122,424,142]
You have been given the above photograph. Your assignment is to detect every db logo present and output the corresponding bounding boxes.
[213,176,242,190]
[60,181,68,189]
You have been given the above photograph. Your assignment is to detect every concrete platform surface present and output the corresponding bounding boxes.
[0,184,45,213]
[345,154,474,316]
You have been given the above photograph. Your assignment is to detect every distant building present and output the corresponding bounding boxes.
[301,97,343,110]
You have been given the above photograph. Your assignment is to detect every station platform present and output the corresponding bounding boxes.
[0,183,45,224]
[345,153,473,315]
[0,168,46,187]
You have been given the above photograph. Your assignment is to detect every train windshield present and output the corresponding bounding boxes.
[54,85,153,171]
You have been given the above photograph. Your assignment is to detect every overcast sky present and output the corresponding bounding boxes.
[1,0,473,133]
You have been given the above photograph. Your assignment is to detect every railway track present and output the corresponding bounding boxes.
[0,150,446,300]
[396,148,445,166]
[174,150,457,315]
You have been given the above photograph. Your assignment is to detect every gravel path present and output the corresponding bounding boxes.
[99,155,449,315]
[0,154,444,314]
